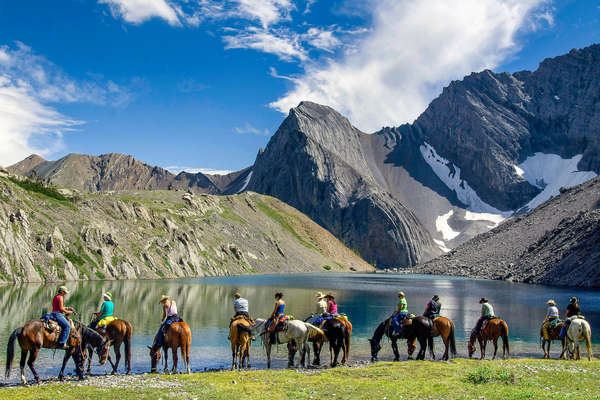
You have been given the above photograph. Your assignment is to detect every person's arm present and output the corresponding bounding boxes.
[270,301,279,318]
[481,305,485,317]
[161,303,167,322]
[58,296,72,315]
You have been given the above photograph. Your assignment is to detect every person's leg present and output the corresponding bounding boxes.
[52,312,70,346]
[474,317,484,334]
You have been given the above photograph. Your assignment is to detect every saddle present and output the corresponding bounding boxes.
[481,317,500,332]
[231,314,255,325]
[41,314,75,334]
[97,315,118,329]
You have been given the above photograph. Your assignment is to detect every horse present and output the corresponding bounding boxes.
[564,318,593,361]
[468,318,510,360]
[60,321,109,380]
[229,319,253,370]
[428,316,457,361]
[253,318,325,368]
[88,319,133,375]
[5,318,85,384]
[148,321,191,374]
[540,321,566,359]
[369,316,434,361]
[311,318,348,367]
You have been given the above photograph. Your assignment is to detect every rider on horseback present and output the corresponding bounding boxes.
[305,292,327,325]
[324,293,339,317]
[90,292,114,333]
[542,299,560,340]
[473,298,495,335]
[266,292,285,344]
[230,293,255,340]
[392,292,409,336]
[560,297,582,339]
[423,295,441,319]
[51,286,74,349]
[155,295,182,347]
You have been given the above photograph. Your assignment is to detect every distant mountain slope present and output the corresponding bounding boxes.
[0,175,371,283]
[421,176,600,287]
[7,153,243,195]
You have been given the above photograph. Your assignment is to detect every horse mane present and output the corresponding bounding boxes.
[74,321,103,346]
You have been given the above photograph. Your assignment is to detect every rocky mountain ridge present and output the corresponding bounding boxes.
[420,176,600,288]
[0,174,372,283]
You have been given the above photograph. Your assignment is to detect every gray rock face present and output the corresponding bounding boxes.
[420,176,600,288]
[248,102,439,268]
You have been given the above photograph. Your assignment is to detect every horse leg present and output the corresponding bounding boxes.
[299,341,307,368]
[428,337,435,360]
[113,343,122,375]
[287,341,297,368]
[163,346,169,374]
[312,341,321,366]
[332,341,341,368]
[417,336,427,360]
[231,343,236,370]
[266,343,272,369]
[479,338,485,360]
[59,348,71,381]
[19,349,27,385]
[171,346,179,374]
[492,338,498,360]
[391,339,400,361]
[27,348,41,384]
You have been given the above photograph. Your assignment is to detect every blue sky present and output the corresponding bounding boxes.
[0,0,598,173]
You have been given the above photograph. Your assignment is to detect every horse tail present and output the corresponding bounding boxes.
[583,321,593,360]
[125,321,133,367]
[449,320,457,357]
[344,321,352,359]
[305,323,326,341]
[501,321,510,357]
[5,327,22,378]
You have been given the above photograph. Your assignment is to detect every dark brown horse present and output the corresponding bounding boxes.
[312,318,349,367]
[5,319,85,384]
[540,322,566,359]
[89,319,134,375]
[148,321,191,374]
[369,316,435,361]
[468,318,510,360]
[60,321,108,380]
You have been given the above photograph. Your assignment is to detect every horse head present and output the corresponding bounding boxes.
[148,345,161,372]
[368,338,381,361]
[98,338,112,365]
[467,331,477,358]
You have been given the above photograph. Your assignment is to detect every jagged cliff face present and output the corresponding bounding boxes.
[421,176,600,288]
[248,102,439,268]
[0,176,372,283]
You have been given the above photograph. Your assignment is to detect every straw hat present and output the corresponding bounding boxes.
[547,299,556,306]
[397,291,405,297]
[58,286,69,294]
[103,292,112,301]
[315,292,326,299]
[159,295,169,303]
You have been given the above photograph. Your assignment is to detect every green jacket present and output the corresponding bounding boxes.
[398,298,408,313]
[481,302,494,317]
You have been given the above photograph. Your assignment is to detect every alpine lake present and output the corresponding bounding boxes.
[1,273,599,383]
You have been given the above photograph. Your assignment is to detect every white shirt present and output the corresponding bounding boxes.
[234,298,249,313]
[547,306,559,318]
[316,298,327,314]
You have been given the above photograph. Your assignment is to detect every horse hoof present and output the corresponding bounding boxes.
[393,358,399,362]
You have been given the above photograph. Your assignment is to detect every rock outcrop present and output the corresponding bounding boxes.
[420,176,600,287]
[0,176,372,283]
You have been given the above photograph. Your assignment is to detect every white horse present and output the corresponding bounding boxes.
[253,318,325,368]
[565,318,593,361]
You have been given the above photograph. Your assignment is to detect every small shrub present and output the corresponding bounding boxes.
[95,271,106,279]
[465,366,517,385]
[322,265,332,271]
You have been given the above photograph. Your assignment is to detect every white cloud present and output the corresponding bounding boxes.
[304,27,341,52]
[98,0,181,26]
[0,42,130,166]
[224,27,306,61]
[166,166,234,175]
[270,0,554,132]
[233,122,270,136]
[234,0,294,28]
[0,75,81,166]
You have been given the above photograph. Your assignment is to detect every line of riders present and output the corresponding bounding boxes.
[5,287,594,385]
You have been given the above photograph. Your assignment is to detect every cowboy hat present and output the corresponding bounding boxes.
[58,285,69,294]
[479,297,488,303]
[159,295,169,303]
[432,295,440,301]
[570,297,578,303]
[103,292,112,301]
[547,299,556,305]
[315,291,326,299]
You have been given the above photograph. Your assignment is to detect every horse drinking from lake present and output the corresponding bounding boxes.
[89,318,133,375]
[468,318,510,360]
[148,321,191,374]
[60,320,109,380]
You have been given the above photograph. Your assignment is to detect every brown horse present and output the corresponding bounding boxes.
[5,319,85,384]
[148,321,191,374]
[540,322,566,359]
[428,317,457,361]
[468,318,510,360]
[229,319,252,370]
[89,319,134,375]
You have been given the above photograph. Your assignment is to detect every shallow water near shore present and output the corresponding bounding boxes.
[1,273,599,383]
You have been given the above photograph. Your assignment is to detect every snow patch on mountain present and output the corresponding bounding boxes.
[238,171,253,193]
[518,153,597,211]
[420,142,509,215]
[464,211,505,228]
[436,210,460,241]
[433,239,451,253]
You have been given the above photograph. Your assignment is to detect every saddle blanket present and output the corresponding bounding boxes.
[97,315,118,328]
